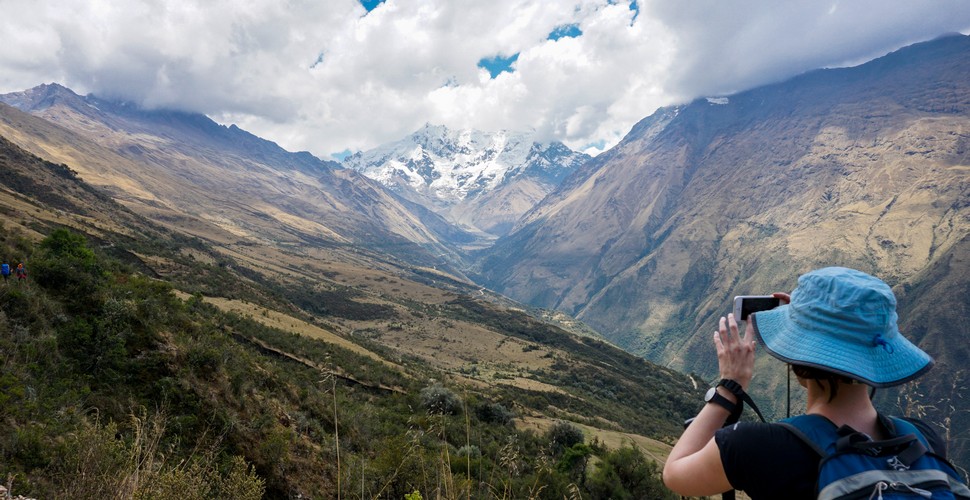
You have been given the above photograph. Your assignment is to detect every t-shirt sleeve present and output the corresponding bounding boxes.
[715,422,819,500]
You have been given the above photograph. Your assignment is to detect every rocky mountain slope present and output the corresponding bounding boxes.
[476,34,970,465]
[344,124,589,237]
[0,85,475,270]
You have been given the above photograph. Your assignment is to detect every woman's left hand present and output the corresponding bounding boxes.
[714,313,756,390]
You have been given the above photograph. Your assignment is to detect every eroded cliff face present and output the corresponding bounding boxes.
[477,36,970,457]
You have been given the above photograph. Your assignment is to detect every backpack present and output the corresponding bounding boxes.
[779,414,970,499]
[1,264,8,276]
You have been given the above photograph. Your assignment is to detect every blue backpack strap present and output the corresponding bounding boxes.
[887,416,932,450]
[777,414,841,458]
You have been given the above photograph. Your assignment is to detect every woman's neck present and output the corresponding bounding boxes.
[805,382,883,438]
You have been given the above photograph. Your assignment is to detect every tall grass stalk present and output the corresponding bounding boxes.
[323,360,342,500]
[464,392,471,500]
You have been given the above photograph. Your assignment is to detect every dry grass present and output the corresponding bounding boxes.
[173,291,396,368]
[495,377,567,395]
[516,416,672,464]
[0,188,130,240]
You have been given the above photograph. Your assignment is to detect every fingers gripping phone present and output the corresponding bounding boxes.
[733,295,781,321]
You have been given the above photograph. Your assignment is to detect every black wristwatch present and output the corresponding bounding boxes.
[704,386,738,414]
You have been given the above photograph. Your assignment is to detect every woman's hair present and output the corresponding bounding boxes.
[791,365,856,402]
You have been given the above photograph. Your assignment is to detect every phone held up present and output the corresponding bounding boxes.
[733,295,781,321]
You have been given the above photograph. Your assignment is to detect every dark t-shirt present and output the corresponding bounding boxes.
[714,416,946,500]
[716,421,819,499]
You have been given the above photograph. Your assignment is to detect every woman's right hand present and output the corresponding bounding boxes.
[714,313,755,390]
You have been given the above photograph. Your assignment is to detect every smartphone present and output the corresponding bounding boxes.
[733,295,781,321]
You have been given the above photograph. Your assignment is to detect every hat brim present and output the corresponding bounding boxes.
[752,305,933,388]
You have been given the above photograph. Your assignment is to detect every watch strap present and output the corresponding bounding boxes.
[718,378,744,398]
[718,378,767,423]
[706,389,738,414]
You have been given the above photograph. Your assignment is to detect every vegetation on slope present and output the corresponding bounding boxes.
[0,136,697,498]
[0,228,686,498]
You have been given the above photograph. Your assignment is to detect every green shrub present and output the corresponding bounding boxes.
[556,442,592,479]
[32,229,104,302]
[456,444,481,458]
[585,445,675,500]
[547,421,584,453]
[56,317,125,378]
[44,414,264,500]
[420,383,462,415]
[476,401,513,425]
[186,345,222,379]
[0,287,33,322]
[11,423,49,469]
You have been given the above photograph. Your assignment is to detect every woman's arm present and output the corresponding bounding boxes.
[662,313,755,496]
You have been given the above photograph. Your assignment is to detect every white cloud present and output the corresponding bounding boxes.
[1,0,968,159]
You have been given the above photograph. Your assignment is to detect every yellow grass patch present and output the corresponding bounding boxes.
[174,291,396,368]
[516,416,672,464]
[495,377,567,395]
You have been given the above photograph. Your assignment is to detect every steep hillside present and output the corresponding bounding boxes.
[0,134,697,498]
[344,124,589,237]
[477,35,970,465]
[0,86,474,269]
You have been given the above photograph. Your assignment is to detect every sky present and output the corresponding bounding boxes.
[1,1,969,160]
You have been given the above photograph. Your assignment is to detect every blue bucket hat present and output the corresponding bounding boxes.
[752,267,933,387]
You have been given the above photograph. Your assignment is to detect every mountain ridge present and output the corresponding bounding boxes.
[344,123,590,236]
[475,33,970,466]
[0,85,478,271]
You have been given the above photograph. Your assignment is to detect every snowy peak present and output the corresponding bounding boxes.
[344,124,590,206]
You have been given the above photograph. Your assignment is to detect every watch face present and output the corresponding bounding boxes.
[704,387,717,402]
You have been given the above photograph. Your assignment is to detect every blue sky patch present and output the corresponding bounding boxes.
[583,139,608,152]
[548,24,582,41]
[478,53,519,78]
[359,0,385,12]
[607,0,639,23]
[310,53,325,69]
[331,149,353,161]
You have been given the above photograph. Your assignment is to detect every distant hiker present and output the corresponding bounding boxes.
[15,263,26,284]
[1,262,9,282]
[663,267,967,499]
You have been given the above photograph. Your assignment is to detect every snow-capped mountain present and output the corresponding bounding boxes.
[343,124,590,237]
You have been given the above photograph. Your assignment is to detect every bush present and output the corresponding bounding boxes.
[586,445,675,500]
[419,383,462,415]
[186,345,222,379]
[556,442,592,478]
[56,317,125,378]
[547,421,584,453]
[456,445,481,458]
[32,229,104,302]
[46,413,265,499]
[0,287,33,322]
[476,402,514,425]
